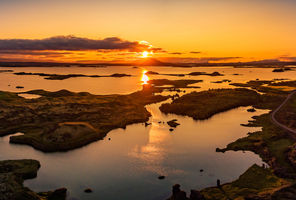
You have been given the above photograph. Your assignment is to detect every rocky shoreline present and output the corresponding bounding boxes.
[163,80,296,199]
[0,159,67,200]
[0,86,168,152]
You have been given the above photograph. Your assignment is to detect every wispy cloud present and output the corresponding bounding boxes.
[169,52,183,55]
[0,50,72,56]
[158,56,242,63]
[278,56,296,62]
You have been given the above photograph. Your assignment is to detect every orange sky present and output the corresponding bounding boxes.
[1,0,296,63]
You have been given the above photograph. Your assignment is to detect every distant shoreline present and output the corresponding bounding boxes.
[1,60,296,68]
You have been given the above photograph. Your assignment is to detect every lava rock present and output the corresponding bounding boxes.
[84,188,93,193]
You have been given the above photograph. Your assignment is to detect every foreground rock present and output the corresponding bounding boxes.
[0,159,66,200]
[166,184,205,200]
[0,87,168,152]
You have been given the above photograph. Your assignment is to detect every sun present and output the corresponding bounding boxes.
[142,51,149,58]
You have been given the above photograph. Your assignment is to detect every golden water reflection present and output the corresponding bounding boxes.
[141,70,149,85]
[128,123,171,175]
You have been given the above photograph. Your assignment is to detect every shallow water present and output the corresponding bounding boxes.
[0,66,294,199]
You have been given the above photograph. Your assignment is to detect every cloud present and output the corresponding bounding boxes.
[158,56,242,63]
[0,35,157,52]
[190,51,201,54]
[0,50,72,56]
[169,52,183,55]
[278,56,296,62]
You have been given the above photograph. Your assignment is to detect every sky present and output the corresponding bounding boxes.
[1,0,296,63]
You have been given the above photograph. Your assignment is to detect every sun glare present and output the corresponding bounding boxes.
[142,51,149,58]
[141,70,149,84]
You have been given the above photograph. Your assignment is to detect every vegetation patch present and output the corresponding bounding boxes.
[0,87,168,152]
[160,88,260,120]
[0,159,67,200]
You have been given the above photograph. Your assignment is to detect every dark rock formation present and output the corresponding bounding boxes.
[84,188,93,193]
[167,119,180,128]
[247,108,256,112]
[167,185,205,200]
[0,159,67,200]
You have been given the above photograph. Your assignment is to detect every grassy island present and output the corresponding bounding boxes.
[160,88,261,120]
[0,159,66,200]
[0,87,168,152]
[163,80,296,199]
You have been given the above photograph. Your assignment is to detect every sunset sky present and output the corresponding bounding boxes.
[1,0,296,63]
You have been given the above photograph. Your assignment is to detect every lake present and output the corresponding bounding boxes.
[0,66,294,200]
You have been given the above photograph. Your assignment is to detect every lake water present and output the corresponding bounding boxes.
[0,66,295,200]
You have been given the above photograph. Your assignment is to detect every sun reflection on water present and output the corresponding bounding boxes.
[141,70,150,85]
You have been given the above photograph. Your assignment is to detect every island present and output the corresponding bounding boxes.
[0,86,168,152]
[14,72,131,80]
[0,159,66,200]
[162,80,296,199]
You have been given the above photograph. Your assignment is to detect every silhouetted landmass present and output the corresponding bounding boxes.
[160,88,260,120]
[146,71,224,77]
[0,69,13,73]
[14,72,131,80]
[1,60,296,68]
[188,71,223,76]
[0,159,67,200]
[211,79,231,84]
[148,79,202,88]
[272,67,292,72]
[146,71,186,77]
[0,87,168,152]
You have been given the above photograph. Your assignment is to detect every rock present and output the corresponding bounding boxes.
[158,175,165,180]
[190,190,205,200]
[247,108,256,112]
[211,71,223,76]
[272,68,285,72]
[167,184,189,200]
[50,188,67,199]
[217,179,221,188]
[16,86,24,89]
[108,138,111,140]
[84,188,93,193]
[146,71,159,75]
[199,169,204,172]
[145,122,151,127]
[167,119,180,128]
[169,128,174,132]
[158,121,162,123]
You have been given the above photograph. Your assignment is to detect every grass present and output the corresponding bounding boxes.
[0,87,169,152]
[0,159,67,200]
[201,164,287,200]
[160,88,261,120]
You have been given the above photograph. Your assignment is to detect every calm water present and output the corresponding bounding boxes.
[0,66,295,200]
